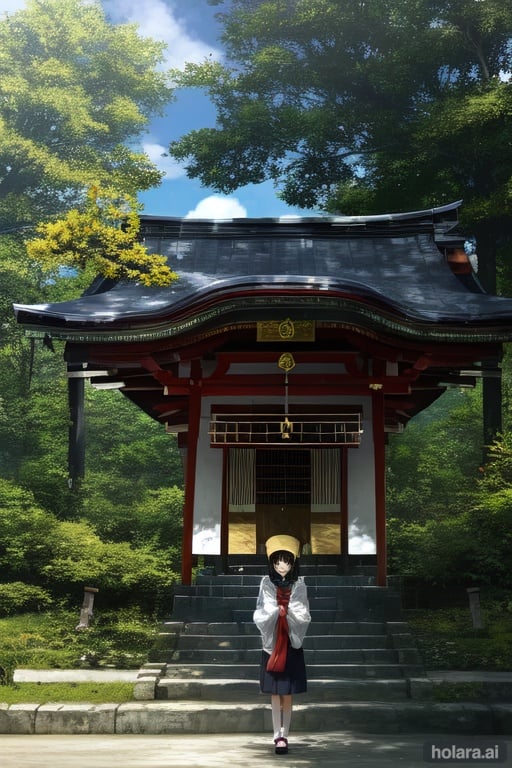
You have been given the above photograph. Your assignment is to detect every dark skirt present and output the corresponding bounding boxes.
[259,644,307,695]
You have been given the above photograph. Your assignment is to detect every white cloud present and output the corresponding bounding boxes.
[2,0,220,71]
[143,142,186,180]
[103,0,219,69]
[348,522,376,555]
[185,195,248,219]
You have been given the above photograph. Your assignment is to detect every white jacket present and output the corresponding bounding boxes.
[253,575,311,655]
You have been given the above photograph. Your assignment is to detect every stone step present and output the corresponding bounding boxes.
[110,700,504,734]
[171,581,403,622]
[158,571,418,690]
[173,594,340,610]
[232,608,400,623]
[172,598,402,618]
[175,584,398,599]
[155,677,411,702]
[160,620,393,636]
[177,583,401,599]
[158,648,420,666]
[7,700,504,735]
[194,574,380,587]
[149,661,423,679]
[155,663,260,679]
[155,633,394,651]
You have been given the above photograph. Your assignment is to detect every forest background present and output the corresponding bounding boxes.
[1,0,512,633]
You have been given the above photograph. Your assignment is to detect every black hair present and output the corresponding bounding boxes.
[268,549,300,583]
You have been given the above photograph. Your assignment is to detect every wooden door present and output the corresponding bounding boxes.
[255,449,311,554]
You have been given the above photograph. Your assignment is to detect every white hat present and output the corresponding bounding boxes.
[265,534,301,559]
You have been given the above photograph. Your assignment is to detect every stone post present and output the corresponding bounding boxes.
[76,586,99,630]
[467,587,483,629]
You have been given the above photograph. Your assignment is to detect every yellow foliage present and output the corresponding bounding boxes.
[26,186,177,287]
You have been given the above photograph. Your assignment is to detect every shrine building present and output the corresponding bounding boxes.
[14,201,512,586]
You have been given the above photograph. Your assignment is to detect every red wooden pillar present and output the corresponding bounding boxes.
[220,447,229,558]
[372,388,387,586]
[340,447,349,561]
[181,364,202,585]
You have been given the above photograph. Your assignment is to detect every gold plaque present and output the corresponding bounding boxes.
[278,352,296,373]
[257,319,315,342]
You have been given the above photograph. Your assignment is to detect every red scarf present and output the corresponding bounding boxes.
[266,586,291,673]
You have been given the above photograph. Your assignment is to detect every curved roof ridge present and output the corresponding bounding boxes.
[140,200,463,226]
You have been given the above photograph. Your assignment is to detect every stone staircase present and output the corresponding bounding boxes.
[135,558,440,731]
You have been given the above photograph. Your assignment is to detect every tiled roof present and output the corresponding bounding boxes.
[13,202,512,341]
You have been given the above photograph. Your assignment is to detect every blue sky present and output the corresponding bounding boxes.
[3,0,316,219]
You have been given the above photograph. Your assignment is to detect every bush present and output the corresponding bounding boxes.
[41,519,177,611]
[0,583,52,616]
[0,479,178,612]
[387,514,476,585]
[0,479,61,581]
[0,607,159,682]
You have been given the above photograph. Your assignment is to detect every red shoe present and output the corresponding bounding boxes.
[274,737,288,754]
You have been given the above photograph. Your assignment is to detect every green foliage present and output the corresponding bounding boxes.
[80,482,184,555]
[386,388,483,524]
[389,491,512,590]
[170,0,512,298]
[464,490,512,588]
[477,432,512,491]
[0,479,178,612]
[0,607,158,684]
[41,519,177,609]
[385,382,512,589]
[0,306,184,610]
[171,0,512,215]
[83,386,183,487]
[0,0,171,229]
[407,602,512,671]
[27,186,177,286]
[432,682,488,703]
[387,515,476,585]
[0,479,62,582]
[0,583,53,617]
[0,0,184,617]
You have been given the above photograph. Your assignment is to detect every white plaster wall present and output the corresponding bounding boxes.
[347,399,376,554]
[192,413,223,554]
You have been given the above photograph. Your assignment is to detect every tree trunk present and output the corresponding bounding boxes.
[474,226,502,456]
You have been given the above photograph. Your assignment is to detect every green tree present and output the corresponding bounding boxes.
[0,0,179,531]
[0,478,61,582]
[386,377,512,588]
[170,0,512,275]
[170,0,511,443]
[0,478,177,611]
[386,387,483,523]
[83,386,183,487]
[42,519,176,608]
[0,0,171,231]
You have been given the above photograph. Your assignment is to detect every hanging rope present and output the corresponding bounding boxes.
[278,353,295,439]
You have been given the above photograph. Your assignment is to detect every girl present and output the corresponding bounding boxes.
[253,534,311,755]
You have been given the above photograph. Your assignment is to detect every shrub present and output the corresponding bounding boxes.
[0,583,52,616]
